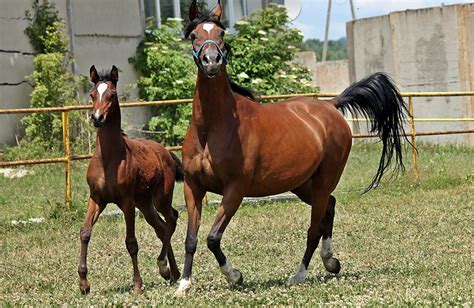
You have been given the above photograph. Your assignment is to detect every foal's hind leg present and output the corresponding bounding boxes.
[154,191,180,283]
[122,200,144,294]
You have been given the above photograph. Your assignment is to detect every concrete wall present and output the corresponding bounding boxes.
[347,4,474,144]
[0,0,147,146]
[296,51,350,93]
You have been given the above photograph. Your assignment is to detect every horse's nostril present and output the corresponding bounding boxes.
[98,114,104,122]
[203,55,210,64]
[216,54,222,63]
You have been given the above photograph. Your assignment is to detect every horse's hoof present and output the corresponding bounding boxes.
[227,269,243,286]
[175,278,191,297]
[287,263,307,286]
[158,260,171,281]
[170,270,181,285]
[324,257,341,274]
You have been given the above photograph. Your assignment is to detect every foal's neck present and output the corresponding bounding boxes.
[96,102,124,161]
[193,68,236,132]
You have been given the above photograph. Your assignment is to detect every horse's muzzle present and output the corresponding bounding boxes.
[202,52,223,78]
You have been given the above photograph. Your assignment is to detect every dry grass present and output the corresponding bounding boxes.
[0,143,472,305]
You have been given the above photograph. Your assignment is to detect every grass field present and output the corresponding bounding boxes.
[0,143,472,305]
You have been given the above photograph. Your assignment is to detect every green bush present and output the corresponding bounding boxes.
[130,19,195,146]
[130,5,318,146]
[228,4,317,95]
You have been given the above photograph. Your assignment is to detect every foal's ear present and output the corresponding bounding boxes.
[110,65,119,85]
[189,0,200,21]
[90,65,99,84]
[212,0,222,21]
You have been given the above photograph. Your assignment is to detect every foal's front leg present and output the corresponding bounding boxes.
[207,184,245,285]
[122,200,144,294]
[78,197,105,294]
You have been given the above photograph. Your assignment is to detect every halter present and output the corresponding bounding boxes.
[192,39,228,65]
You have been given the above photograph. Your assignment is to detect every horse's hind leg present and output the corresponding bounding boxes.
[320,195,341,273]
[289,177,342,285]
[78,197,105,294]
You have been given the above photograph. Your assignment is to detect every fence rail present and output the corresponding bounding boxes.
[1,92,473,208]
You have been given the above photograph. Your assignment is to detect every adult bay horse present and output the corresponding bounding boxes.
[176,0,409,296]
[78,65,182,294]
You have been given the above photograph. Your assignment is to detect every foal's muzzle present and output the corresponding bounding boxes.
[90,112,105,128]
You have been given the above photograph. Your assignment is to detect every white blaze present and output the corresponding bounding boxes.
[97,83,108,101]
[203,23,215,34]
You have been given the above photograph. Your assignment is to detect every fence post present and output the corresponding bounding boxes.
[408,96,420,179]
[62,111,71,208]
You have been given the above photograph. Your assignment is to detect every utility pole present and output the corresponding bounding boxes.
[349,0,356,19]
[322,0,332,62]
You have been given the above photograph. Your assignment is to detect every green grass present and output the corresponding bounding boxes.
[0,143,472,305]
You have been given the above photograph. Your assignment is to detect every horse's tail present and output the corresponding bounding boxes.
[170,152,185,182]
[335,72,410,191]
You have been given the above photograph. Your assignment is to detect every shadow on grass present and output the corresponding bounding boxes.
[230,270,363,292]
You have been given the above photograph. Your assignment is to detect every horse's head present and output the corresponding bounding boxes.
[186,0,227,78]
[89,65,119,127]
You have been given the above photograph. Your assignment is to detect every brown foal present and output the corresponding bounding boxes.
[78,65,182,294]
[176,1,409,296]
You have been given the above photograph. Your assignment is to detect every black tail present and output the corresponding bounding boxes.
[170,152,184,182]
[336,72,410,191]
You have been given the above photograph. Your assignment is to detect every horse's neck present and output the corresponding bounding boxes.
[193,68,236,135]
[95,105,124,161]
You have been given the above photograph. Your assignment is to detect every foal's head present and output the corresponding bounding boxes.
[89,65,119,127]
[186,0,228,78]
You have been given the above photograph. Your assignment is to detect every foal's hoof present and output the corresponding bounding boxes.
[79,283,90,295]
[133,286,144,294]
[324,257,341,274]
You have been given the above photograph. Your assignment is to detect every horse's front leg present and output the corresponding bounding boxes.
[175,179,205,296]
[122,200,143,294]
[207,183,245,286]
[78,196,105,294]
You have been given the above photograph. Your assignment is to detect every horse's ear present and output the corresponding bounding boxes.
[110,65,119,85]
[189,0,200,21]
[90,65,99,84]
[212,0,222,21]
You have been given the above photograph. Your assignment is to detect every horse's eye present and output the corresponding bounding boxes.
[190,33,196,40]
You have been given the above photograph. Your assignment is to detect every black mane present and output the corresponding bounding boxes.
[228,78,256,101]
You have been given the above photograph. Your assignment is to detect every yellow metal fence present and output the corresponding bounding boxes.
[1,92,473,208]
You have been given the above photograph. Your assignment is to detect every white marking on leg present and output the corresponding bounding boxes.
[175,278,192,297]
[220,259,241,285]
[320,237,333,260]
[203,23,215,34]
[97,83,108,101]
[288,262,307,285]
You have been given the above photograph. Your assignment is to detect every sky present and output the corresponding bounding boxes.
[292,0,474,40]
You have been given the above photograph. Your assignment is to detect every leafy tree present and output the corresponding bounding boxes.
[300,38,348,61]
[129,19,195,146]
[7,0,91,159]
[227,4,317,95]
